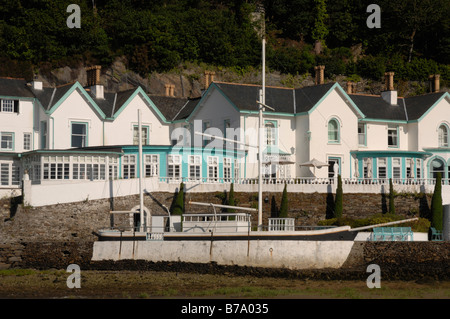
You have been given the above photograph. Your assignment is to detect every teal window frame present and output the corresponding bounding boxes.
[387,125,399,148]
[358,123,367,146]
[327,118,340,144]
[0,132,14,151]
[71,122,88,148]
[438,123,449,147]
[264,120,278,146]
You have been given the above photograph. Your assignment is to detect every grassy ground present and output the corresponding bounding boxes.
[0,269,449,299]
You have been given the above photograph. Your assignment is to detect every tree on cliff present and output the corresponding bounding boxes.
[279,184,289,218]
[431,173,443,230]
[334,174,343,218]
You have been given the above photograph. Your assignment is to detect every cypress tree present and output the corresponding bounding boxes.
[389,178,396,214]
[279,184,288,218]
[172,182,185,216]
[227,183,236,213]
[431,173,443,231]
[334,174,343,218]
[271,195,279,218]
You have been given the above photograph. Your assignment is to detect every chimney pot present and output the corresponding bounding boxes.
[384,72,394,91]
[86,65,101,87]
[165,84,171,97]
[346,81,353,94]
[314,65,325,85]
[170,84,175,97]
[433,74,440,92]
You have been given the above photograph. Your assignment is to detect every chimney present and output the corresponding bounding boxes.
[86,65,104,99]
[169,84,175,97]
[31,80,43,91]
[209,71,215,84]
[346,81,353,94]
[314,65,325,85]
[86,65,101,87]
[381,72,397,105]
[165,84,171,97]
[384,72,394,91]
[205,71,211,89]
[429,74,440,93]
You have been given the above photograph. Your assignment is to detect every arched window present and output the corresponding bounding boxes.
[265,121,276,146]
[438,124,448,147]
[430,158,445,179]
[328,119,339,143]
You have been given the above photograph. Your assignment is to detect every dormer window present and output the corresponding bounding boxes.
[438,124,449,147]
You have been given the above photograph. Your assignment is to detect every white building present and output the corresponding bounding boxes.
[1,66,449,200]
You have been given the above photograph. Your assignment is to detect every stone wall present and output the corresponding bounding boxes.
[0,191,432,243]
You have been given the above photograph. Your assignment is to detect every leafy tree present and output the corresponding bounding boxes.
[279,184,288,218]
[311,0,329,47]
[431,173,443,231]
[334,174,343,218]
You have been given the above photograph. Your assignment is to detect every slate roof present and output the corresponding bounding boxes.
[0,78,35,98]
[0,77,448,124]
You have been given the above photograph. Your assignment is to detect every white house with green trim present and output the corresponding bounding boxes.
[1,69,450,204]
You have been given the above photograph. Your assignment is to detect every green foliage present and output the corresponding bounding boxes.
[311,0,329,44]
[431,173,443,231]
[270,195,279,218]
[171,183,185,216]
[279,184,288,218]
[334,175,343,218]
[227,183,236,213]
[388,178,395,215]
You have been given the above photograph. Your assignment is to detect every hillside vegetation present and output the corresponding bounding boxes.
[0,0,449,91]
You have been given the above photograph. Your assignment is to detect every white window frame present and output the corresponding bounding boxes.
[223,157,232,182]
[388,125,398,147]
[207,156,218,182]
[122,155,136,179]
[438,124,449,147]
[23,133,31,151]
[377,157,387,179]
[392,157,401,180]
[144,154,159,177]
[188,155,201,180]
[133,125,149,146]
[168,154,181,180]
[1,100,14,113]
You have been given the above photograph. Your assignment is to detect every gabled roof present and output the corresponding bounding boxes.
[0,78,35,99]
[348,94,408,122]
[404,92,448,121]
[149,95,199,122]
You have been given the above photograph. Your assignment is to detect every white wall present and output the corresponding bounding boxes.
[104,94,171,146]
[0,100,34,153]
[50,89,104,149]
[308,88,359,179]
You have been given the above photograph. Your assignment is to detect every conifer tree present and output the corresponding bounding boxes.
[431,173,443,231]
[279,184,289,218]
[389,178,396,214]
[334,174,343,218]
[227,183,236,214]
[172,182,185,216]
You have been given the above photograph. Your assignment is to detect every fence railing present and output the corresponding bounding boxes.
[158,176,450,186]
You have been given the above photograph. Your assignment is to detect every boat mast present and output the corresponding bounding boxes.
[257,8,266,231]
[138,109,144,232]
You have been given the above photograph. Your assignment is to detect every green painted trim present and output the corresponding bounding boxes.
[423,148,450,153]
[360,118,408,124]
[351,150,433,158]
[0,95,34,101]
[22,149,122,156]
[46,82,107,119]
[71,121,89,148]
